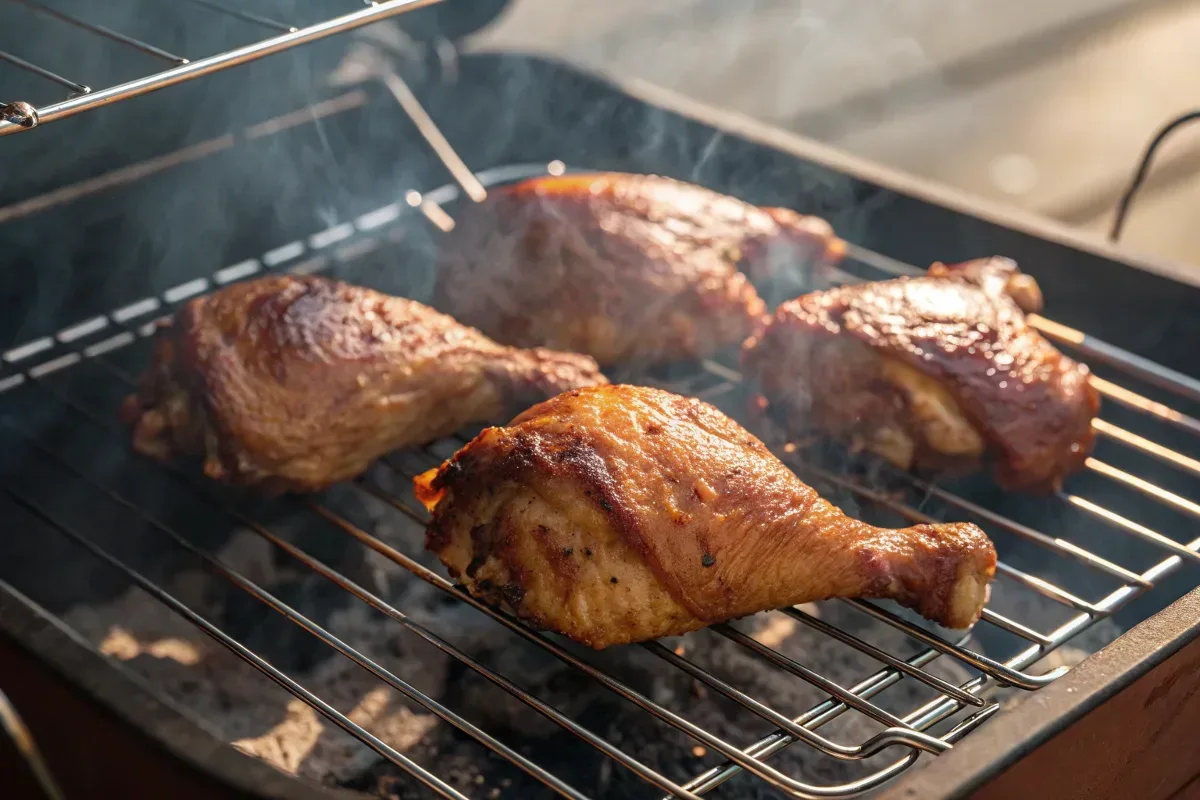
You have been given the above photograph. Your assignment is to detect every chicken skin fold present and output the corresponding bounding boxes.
[416,385,996,649]
[435,172,843,367]
[743,257,1099,491]
[121,275,606,493]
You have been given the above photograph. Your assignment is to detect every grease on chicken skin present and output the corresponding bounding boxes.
[435,172,842,367]
[417,385,996,649]
[743,257,1099,492]
[121,275,606,493]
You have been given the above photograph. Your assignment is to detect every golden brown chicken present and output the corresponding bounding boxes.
[120,275,606,493]
[435,172,843,367]
[742,257,1100,492]
[415,385,996,649]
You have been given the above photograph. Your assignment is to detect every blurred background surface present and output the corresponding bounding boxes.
[472,0,1200,270]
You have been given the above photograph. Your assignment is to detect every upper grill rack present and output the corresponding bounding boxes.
[0,0,441,136]
[2,160,1200,799]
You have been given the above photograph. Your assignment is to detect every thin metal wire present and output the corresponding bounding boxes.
[641,639,950,757]
[381,71,488,202]
[696,627,954,739]
[0,0,444,136]
[22,359,938,792]
[384,448,1066,691]
[0,50,89,95]
[3,487,471,800]
[4,0,187,63]
[180,0,298,34]
[1087,458,1200,521]
[793,460,1105,620]
[1062,493,1200,565]
[978,609,1054,646]
[2,162,1199,797]
[1093,418,1200,478]
[901,473,1151,588]
[18,361,701,799]
[777,608,983,705]
[1028,315,1200,405]
[1087,377,1200,439]
[304,497,939,797]
[0,688,67,800]
[6,423,596,800]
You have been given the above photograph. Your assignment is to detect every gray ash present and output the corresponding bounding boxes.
[60,457,1118,800]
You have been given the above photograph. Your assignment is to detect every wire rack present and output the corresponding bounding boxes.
[0,0,441,136]
[2,149,1199,799]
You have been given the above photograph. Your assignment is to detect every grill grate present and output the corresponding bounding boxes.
[1,162,1199,799]
[0,0,441,136]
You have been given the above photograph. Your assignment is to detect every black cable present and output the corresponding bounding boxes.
[1110,109,1200,242]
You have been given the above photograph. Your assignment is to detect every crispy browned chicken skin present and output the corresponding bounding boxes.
[120,275,606,493]
[415,385,996,649]
[435,172,842,367]
[743,257,1100,491]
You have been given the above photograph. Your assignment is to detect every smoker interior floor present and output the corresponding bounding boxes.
[1,173,1198,799]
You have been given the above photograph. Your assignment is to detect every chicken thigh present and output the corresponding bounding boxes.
[742,257,1099,491]
[435,172,842,367]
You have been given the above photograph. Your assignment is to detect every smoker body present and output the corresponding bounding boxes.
[2,44,1200,800]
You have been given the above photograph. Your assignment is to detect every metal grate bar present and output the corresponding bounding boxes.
[3,161,1199,797]
[5,422,597,800]
[902,473,1152,588]
[380,72,489,203]
[702,625,956,738]
[2,486,472,800]
[1092,418,1200,478]
[1088,378,1200,439]
[1087,458,1200,521]
[1028,315,1200,405]
[681,705,999,800]
[0,0,443,136]
[793,461,1106,618]
[180,0,298,34]
[20,361,701,800]
[0,49,89,94]
[977,609,1054,646]
[303,497,936,796]
[642,639,951,757]
[389,447,1064,689]
[0,686,66,800]
[11,353,949,794]
[780,607,982,704]
[846,600,1066,689]
[993,563,1099,614]
[4,0,187,63]
[1062,493,1200,565]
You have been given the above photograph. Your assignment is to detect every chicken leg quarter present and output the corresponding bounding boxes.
[416,385,996,649]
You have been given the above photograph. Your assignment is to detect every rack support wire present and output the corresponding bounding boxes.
[0,0,443,136]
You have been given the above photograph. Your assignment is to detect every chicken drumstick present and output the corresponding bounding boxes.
[416,385,996,649]
[121,275,606,493]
